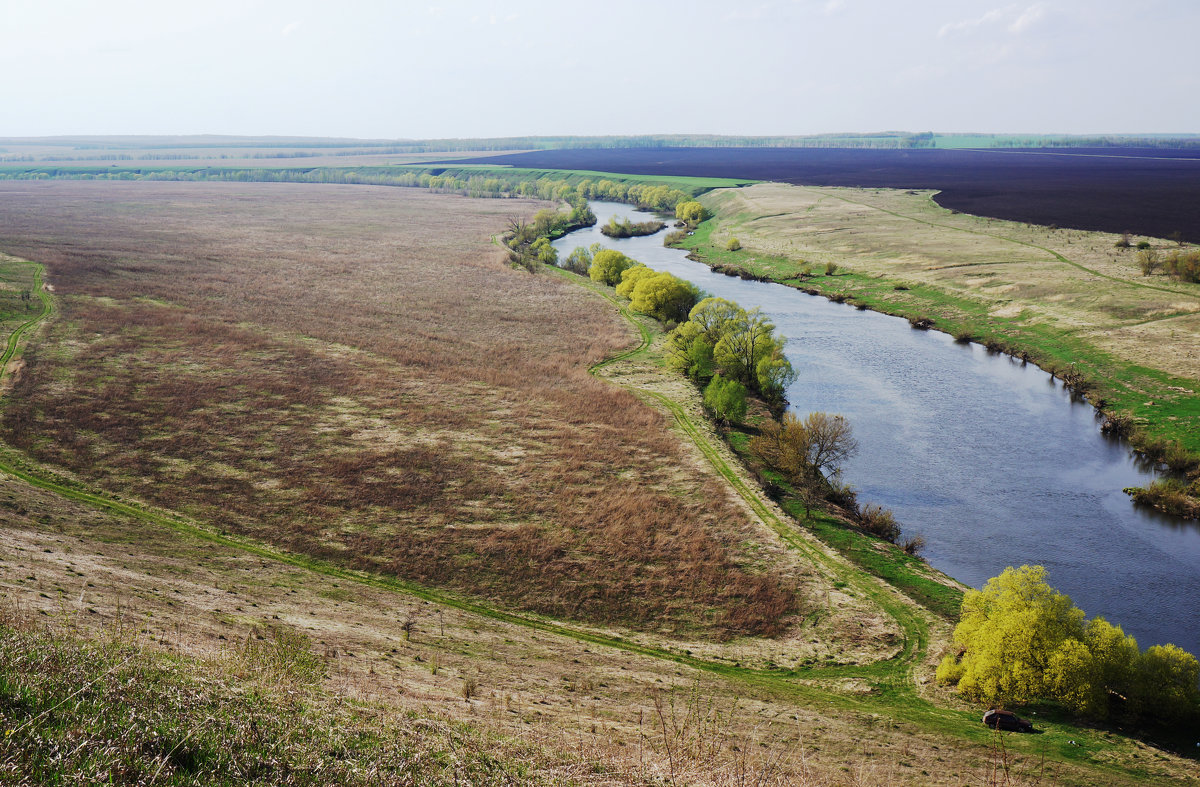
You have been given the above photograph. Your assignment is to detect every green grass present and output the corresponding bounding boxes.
[0,621,554,785]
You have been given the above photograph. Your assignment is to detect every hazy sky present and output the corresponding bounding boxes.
[4,0,1197,138]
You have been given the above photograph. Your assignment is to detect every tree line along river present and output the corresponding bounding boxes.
[553,200,1200,654]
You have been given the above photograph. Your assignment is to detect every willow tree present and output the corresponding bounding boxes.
[675,200,708,225]
[615,264,652,297]
[937,565,1200,721]
[588,249,636,286]
[629,272,701,323]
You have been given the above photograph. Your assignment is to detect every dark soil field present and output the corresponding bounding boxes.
[455,147,1200,243]
[0,181,797,639]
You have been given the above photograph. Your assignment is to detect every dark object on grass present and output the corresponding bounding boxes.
[983,709,1033,732]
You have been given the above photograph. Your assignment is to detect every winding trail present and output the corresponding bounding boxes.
[545,265,929,684]
[0,258,52,378]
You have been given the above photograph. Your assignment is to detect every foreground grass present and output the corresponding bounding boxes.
[0,617,559,786]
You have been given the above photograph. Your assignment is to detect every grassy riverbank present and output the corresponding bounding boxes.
[676,183,1200,493]
[721,423,965,622]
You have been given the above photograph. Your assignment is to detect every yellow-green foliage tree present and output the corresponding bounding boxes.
[703,374,747,424]
[615,264,652,297]
[617,265,702,325]
[937,565,1200,722]
[529,237,557,266]
[667,298,795,403]
[688,298,745,344]
[588,249,636,286]
[675,200,708,225]
[665,321,713,379]
[713,308,793,402]
[629,271,701,323]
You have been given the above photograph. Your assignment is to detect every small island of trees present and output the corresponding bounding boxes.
[599,215,665,239]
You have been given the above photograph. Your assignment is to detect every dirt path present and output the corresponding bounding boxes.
[0,256,52,389]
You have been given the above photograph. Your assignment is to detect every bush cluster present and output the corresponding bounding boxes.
[666,298,795,406]
[503,202,595,271]
[1163,248,1200,282]
[1125,477,1200,519]
[937,565,1200,725]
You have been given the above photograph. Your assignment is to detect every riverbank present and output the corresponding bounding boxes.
[675,183,1200,506]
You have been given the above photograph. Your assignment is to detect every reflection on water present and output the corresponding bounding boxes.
[554,201,1200,653]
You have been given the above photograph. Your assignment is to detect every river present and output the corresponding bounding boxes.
[553,200,1200,653]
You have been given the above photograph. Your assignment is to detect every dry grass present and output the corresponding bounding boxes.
[706,183,1200,381]
[0,180,795,638]
[3,440,1196,784]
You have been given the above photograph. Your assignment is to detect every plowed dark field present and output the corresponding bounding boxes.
[455,147,1200,243]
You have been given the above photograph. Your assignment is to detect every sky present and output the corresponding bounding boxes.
[3,0,1198,139]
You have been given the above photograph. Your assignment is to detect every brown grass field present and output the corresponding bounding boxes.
[0,181,801,639]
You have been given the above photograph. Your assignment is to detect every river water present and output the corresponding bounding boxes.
[554,200,1200,653]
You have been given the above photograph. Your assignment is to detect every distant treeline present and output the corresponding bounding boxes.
[5,148,434,163]
[0,167,697,213]
[991,136,1200,149]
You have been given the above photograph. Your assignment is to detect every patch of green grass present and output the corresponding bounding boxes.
[0,260,39,327]
[801,511,962,620]
[0,620,553,785]
[0,258,52,380]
